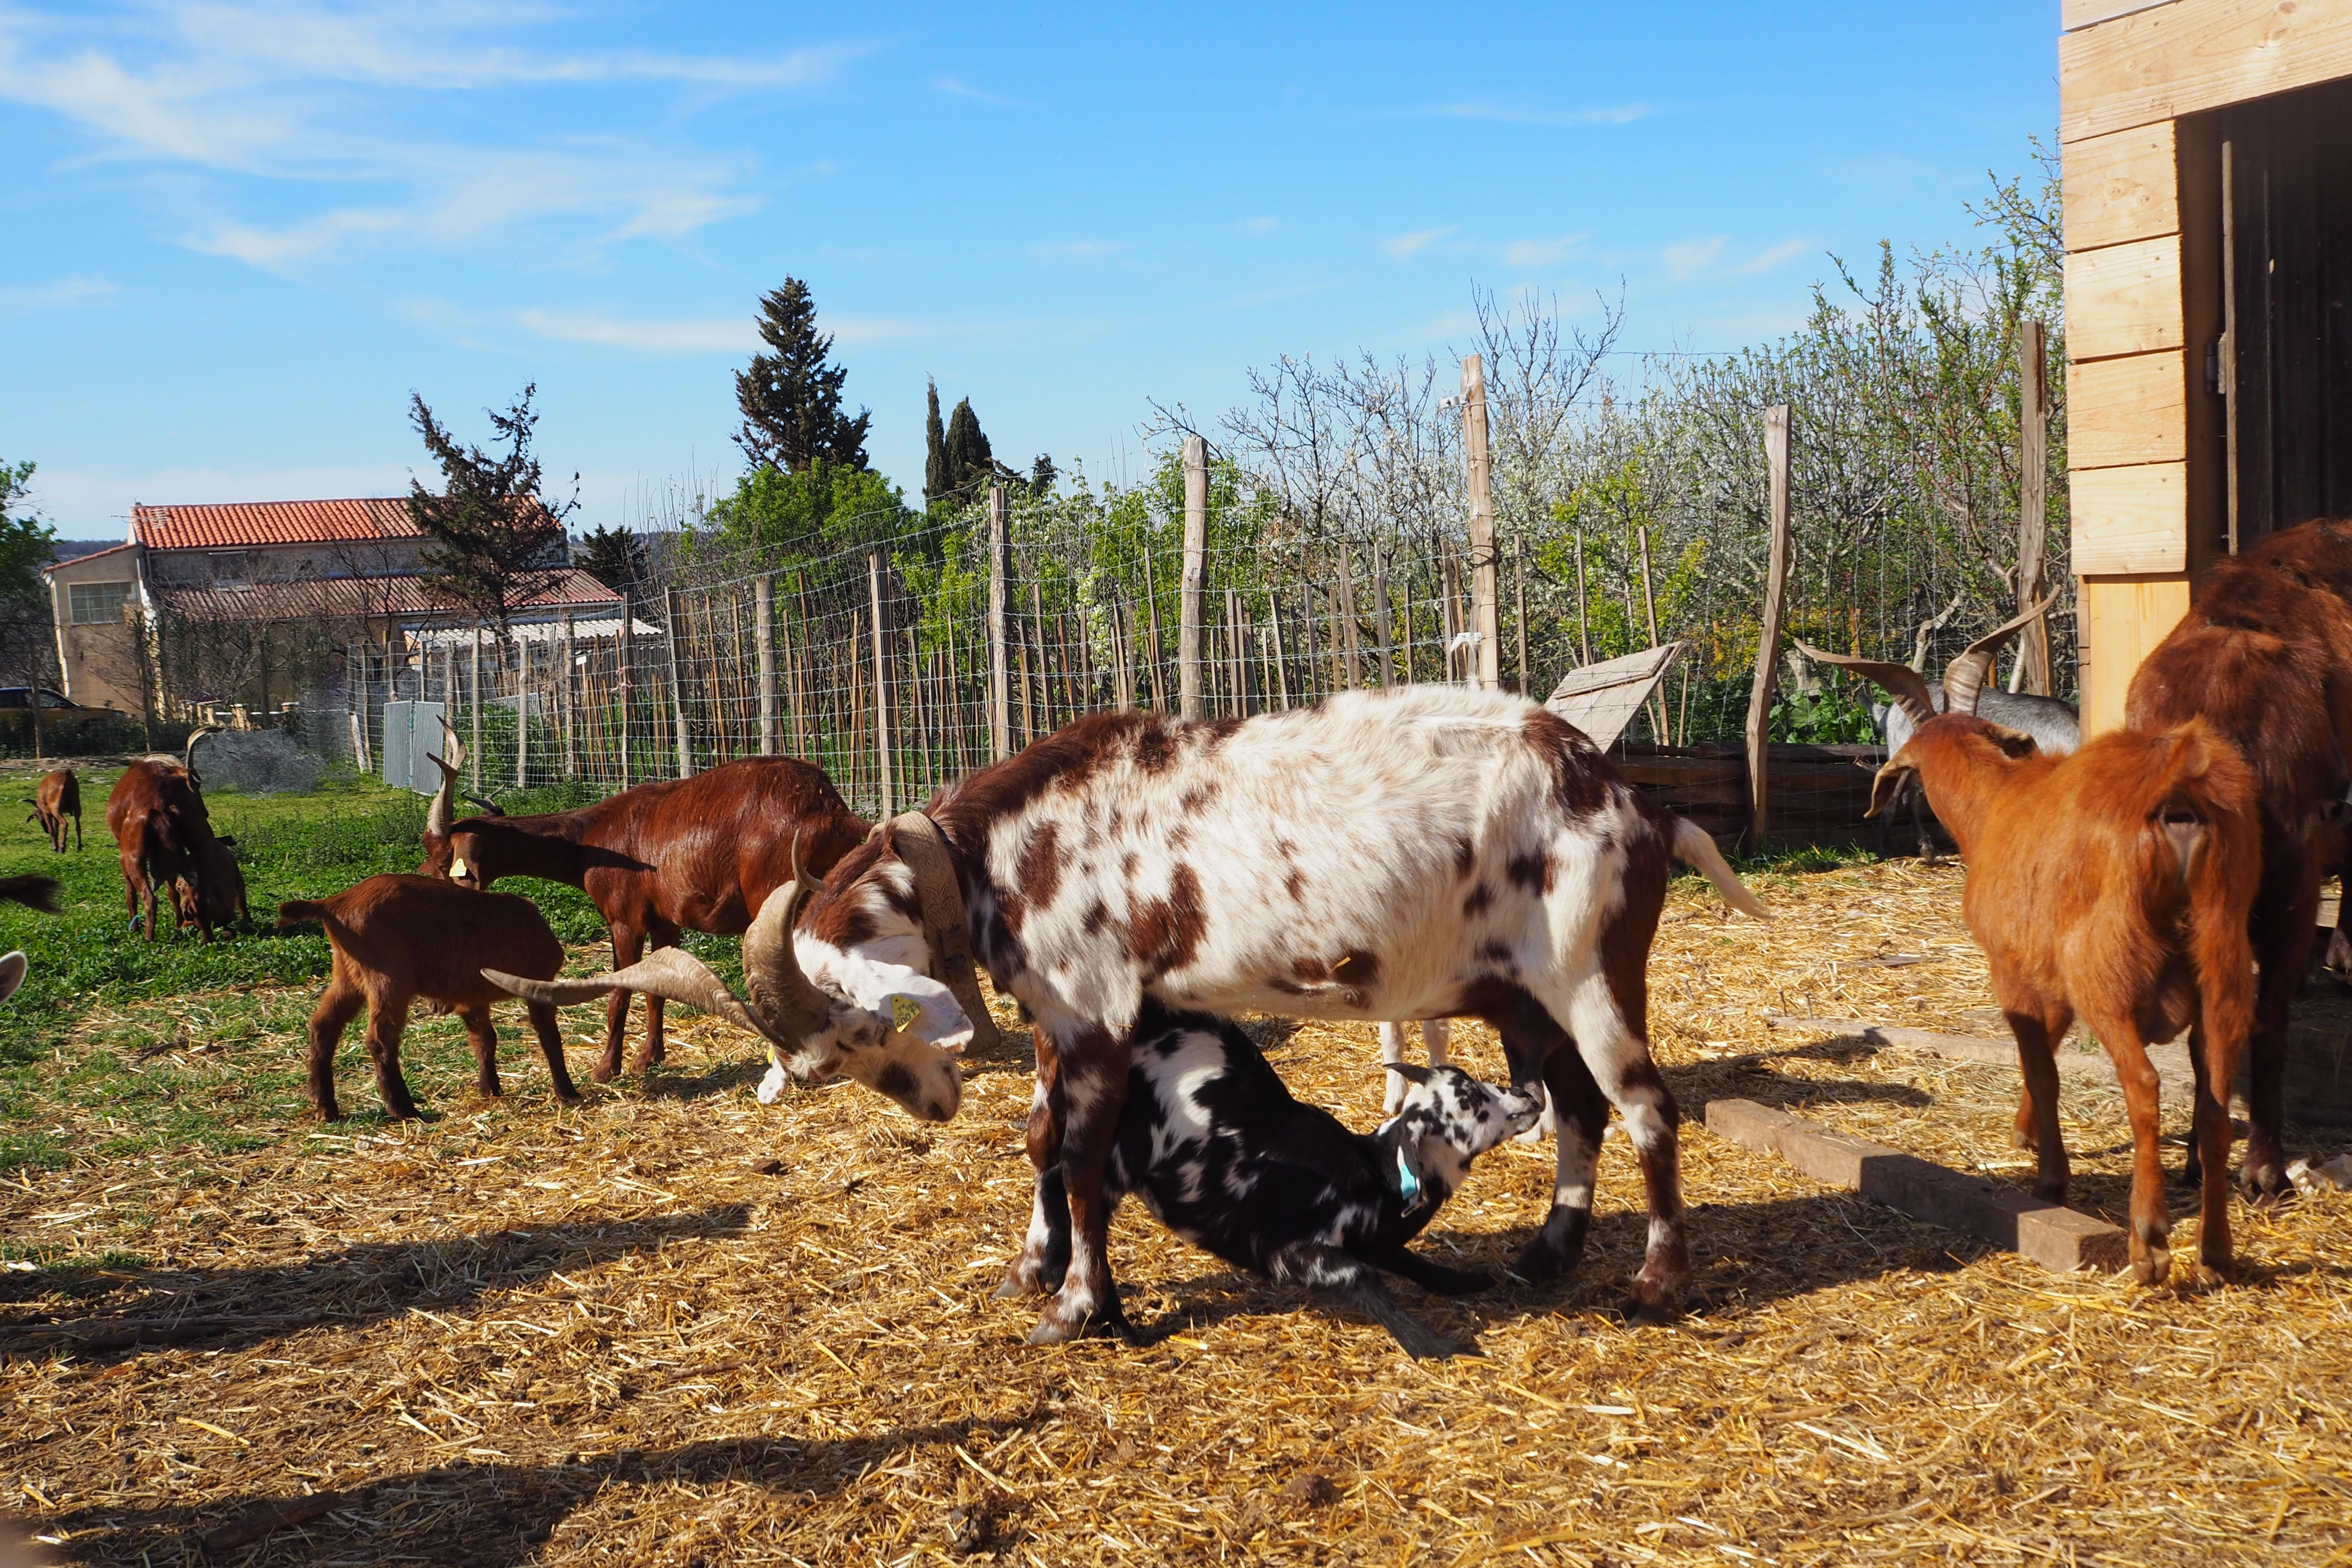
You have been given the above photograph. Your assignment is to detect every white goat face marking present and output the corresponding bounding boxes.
[1391,1066,1545,1160]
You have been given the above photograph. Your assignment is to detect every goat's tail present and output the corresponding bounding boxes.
[0,875,61,914]
[275,898,348,944]
[2145,720,2261,1071]
[1670,816,1771,920]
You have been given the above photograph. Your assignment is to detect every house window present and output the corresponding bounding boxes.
[209,552,250,587]
[68,581,131,625]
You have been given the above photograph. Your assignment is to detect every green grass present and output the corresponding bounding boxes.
[0,767,644,1176]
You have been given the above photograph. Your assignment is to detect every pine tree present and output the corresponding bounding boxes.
[578,524,649,600]
[941,398,992,502]
[733,279,871,473]
[923,379,948,507]
[407,385,576,640]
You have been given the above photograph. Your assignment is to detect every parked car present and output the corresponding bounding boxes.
[0,688,101,714]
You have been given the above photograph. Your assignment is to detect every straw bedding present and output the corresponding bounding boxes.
[6,859,2350,1566]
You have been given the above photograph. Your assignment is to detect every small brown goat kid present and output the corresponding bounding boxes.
[29,769,79,853]
[279,874,581,1120]
[1868,713,2261,1283]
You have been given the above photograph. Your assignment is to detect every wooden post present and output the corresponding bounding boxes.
[1178,434,1209,719]
[1513,544,1530,695]
[988,484,1012,758]
[2013,319,2053,696]
[514,633,528,789]
[868,553,894,816]
[1335,545,1361,689]
[1111,597,1135,710]
[1143,551,1167,709]
[1267,592,1291,709]
[559,610,576,775]
[663,586,692,778]
[2221,141,2240,560]
[1461,354,1501,691]
[469,627,483,789]
[1746,405,1794,849]
[1371,544,1394,689]
[755,573,777,753]
[618,605,633,787]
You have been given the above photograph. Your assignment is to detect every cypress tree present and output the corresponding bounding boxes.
[923,379,948,507]
[941,398,992,502]
[733,279,872,473]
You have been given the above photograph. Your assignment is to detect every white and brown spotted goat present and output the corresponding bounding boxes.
[489,686,1767,1341]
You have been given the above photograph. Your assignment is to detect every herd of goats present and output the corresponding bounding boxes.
[8,517,2352,1356]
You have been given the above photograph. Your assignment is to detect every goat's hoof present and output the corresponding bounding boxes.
[1026,1298,1130,1346]
[992,1258,1055,1300]
[1621,1294,1682,1328]
[1512,1238,1579,1286]
[2129,1246,2172,1287]
[2032,1178,2069,1205]
[2239,1158,2290,1204]
[1429,1269,1494,1295]
[2190,1253,2235,1287]
[553,1089,584,1106]
[588,1063,618,1086]
[1390,1328,1464,1361]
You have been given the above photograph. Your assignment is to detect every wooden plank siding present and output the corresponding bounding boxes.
[2061,0,2352,142]
[2065,235,2186,360]
[2062,121,2179,250]
[2063,0,2177,31]
[2071,464,2190,573]
[2067,351,2189,469]
[2080,574,2194,732]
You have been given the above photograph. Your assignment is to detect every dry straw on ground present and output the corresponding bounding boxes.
[6,860,2351,1565]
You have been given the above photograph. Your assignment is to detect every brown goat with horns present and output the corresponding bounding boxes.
[1807,607,2264,1283]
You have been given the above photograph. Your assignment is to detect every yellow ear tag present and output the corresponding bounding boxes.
[450,857,470,880]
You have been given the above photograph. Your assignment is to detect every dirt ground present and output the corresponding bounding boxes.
[6,858,2350,1566]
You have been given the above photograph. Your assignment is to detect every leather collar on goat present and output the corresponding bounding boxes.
[873,811,1001,1052]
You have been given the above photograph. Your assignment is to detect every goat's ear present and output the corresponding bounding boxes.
[215,834,235,847]
[1383,1062,1432,1086]
[1866,757,1918,820]
[1982,723,2039,759]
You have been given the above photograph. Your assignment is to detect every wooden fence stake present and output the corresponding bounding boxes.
[1372,545,1395,689]
[2014,319,2052,696]
[1179,434,1209,719]
[559,611,576,775]
[988,484,1011,757]
[1144,551,1167,710]
[664,586,693,778]
[869,553,894,816]
[755,573,777,754]
[514,633,528,789]
[1461,354,1501,691]
[1335,545,1362,689]
[1268,591,1292,708]
[618,603,633,787]
[469,628,483,789]
[1513,544,1530,696]
[1746,404,1794,848]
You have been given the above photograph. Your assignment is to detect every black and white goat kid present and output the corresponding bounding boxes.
[1106,1002,1543,1359]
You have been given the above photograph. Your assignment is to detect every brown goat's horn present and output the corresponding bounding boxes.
[182,723,221,778]
[426,716,464,837]
[741,879,835,1041]
[1790,640,1937,726]
[1944,597,2057,716]
[485,949,770,1039]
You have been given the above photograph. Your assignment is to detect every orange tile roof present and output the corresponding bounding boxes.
[153,568,623,624]
[133,497,423,551]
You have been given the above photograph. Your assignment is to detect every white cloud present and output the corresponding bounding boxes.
[1662,235,1728,278]
[0,273,119,308]
[1827,153,1961,198]
[1238,216,1278,234]
[1730,237,1814,276]
[1418,101,1649,128]
[520,309,757,354]
[930,74,1018,107]
[1501,232,1588,269]
[1382,226,1451,261]
[0,2,842,268]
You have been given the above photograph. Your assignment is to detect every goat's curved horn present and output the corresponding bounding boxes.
[484,949,769,1040]
[425,716,464,837]
[741,880,835,1040]
[182,723,221,777]
[1790,640,1936,726]
[1944,596,2057,717]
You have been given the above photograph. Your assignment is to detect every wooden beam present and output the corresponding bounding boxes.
[1462,354,1501,691]
[1761,1015,2198,1103]
[2063,0,2175,32]
[2072,462,2189,573]
[2016,319,2053,696]
[2062,120,2179,252]
[2067,350,2189,468]
[1178,435,1208,720]
[1703,1098,2130,1275]
[2066,234,2184,361]
[2080,572,2193,734]
[2061,0,2352,143]
[1745,406,1793,849]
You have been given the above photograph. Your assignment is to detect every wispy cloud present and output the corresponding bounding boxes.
[0,273,119,309]
[520,309,756,354]
[1730,237,1814,276]
[0,2,845,268]
[1382,226,1451,261]
[1238,216,1278,234]
[1826,153,1963,198]
[1662,235,1729,278]
[1415,101,1649,128]
[1501,232,1588,269]
[931,74,1019,108]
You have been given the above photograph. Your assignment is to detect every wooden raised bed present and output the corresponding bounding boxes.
[1613,741,1916,854]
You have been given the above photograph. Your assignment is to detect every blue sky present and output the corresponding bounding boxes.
[1,2,2061,536]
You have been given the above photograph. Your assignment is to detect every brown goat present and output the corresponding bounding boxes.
[105,730,234,941]
[1870,715,2261,1282]
[29,769,79,853]
[418,754,879,1081]
[2123,518,2352,1198]
[278,874,581,1120]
